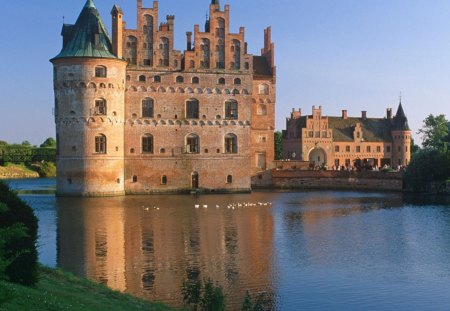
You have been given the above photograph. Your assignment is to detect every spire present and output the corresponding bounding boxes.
[212,0,220,5]
[52,0,117,60]
[392,99,410,131]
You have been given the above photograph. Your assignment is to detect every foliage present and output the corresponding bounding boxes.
[0,182,38,286]
[39,137,56,148]
[182,278,225,311]
[241,291,271,311]
[0,266,174,310]
[403,149,450,192]
[410,138,420,155]
[33,161,56,178]
[417,114,450,151]
[21,141,32,147]
[274,131,283,160]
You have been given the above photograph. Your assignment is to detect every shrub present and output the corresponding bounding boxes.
[0,182,38,286]
[34,161,56,178]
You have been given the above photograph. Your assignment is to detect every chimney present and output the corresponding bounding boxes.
[362,111,367,120]
[111,6,123,59]
[186,32,192,51]
[387,108,392,120]
[342,110,348,119]
[166,15,175,30]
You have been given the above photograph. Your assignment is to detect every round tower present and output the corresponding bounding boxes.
[391,102,411,168]
[51,0,127,196]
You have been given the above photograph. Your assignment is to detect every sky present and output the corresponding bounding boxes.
[1,0,450,145]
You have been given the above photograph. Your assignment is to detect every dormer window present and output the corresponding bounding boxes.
[95,66,107,78]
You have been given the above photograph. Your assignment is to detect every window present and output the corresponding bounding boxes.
[126,75,131,81]
[258,84,269,95]
[142,135,153,153]
[356,146,361,153]
[335,146,340,152]
[225,134,237,153]
[176,76,184,83]
[139,75,146,82]
[161,175,167,185]
[153,75,161,83]
[244,62,249,70]
[201,38,210,68]
[377,146,381,153]
[142,98,154,118]
[186,99,199,119]
[95,135,107,153]
[95,99,107,115]
[186,134,199,153]
[125,36,137,65]
[227,175,233,184]
[367,146,371,152]
[257,104,267,116]
[132,175,138,183]
[218,77,225,85]
[322,131,328,138]
[308,131,313,138]
[315,131,320,138]
[95,66,107,78]
[192,77,199,84]
[387,146,391,153]
[160,37,169,66]
[225,100,238,119]
[234,78,241,85]
[143,59,151,66]
[346,146,350,152]
[334,159,340,167]
[232,40,241,69]
[189,60,195,68]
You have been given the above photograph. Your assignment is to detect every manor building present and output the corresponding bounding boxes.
[51,0,275,196]
[282,104,411,169]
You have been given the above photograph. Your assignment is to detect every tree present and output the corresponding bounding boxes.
[410,138,420,155]
[418,114,450,151]
[274,131,283,160]
[40,137,56,148]
[21,141,31,147]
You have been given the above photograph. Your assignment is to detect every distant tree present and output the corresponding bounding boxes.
[40,137,56,148]
[0,141,8,147]
[418,114,450,151]
[21,141,32,147]
[274,131,283,160]
[410,138,420,155]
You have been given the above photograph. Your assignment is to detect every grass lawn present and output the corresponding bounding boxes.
[0,163,39,178]
[0,266,175,311]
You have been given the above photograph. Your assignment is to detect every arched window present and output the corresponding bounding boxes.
[216,18,225,38]
[216,40,225,69]
[192,77,199,84]
[125,36,137,65]
[218,77,225,85]
[94,99,107,115]
[225,100,238,119]
[143,15,153,65]
[258,84,269,95]
[161,175,167,185]
[160,37,169,66]
[139,75,146,82]
[153,75,161,83]
[132,175,138,183]
[201,38,210,68]
[186,134,200,153]
[232,40,241,69]
[142,134,154,153]
[95,66,107,78]
[176,76,184,83]
[142,98,154,118]
[95,134,107,154]
[225,134,237,154]
[257,104,267,116]
[186,99,199,119]
[226,175,233,184]
[234,78,241,85]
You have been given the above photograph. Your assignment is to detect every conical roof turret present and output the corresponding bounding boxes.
[392,102,410,131]
[52,0,117,60]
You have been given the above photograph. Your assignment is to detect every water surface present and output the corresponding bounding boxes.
[7,179,450,310]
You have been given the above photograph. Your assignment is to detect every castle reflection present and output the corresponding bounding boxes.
[56,194,276,309]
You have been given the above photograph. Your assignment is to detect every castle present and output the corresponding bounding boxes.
[282,104,411,169]
[51,0,276,196]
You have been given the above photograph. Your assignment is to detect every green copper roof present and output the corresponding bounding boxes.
[52,0,117,60]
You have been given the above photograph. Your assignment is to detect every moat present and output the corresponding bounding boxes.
[7,178,450,310]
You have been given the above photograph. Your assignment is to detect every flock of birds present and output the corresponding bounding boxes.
[194,201,273,210]
[142,202,273,211]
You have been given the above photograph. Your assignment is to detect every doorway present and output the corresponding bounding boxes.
[191,172,199,189]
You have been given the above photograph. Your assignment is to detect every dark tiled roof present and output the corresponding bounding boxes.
[328,117,393,142]
[253,56,272,76]
[52,0,117,60]
[392,103,410,131]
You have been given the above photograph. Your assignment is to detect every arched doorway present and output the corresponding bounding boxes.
[308,148,326,167]
[191,172,199,189]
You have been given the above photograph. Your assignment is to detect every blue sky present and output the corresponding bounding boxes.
[1,0,450,145]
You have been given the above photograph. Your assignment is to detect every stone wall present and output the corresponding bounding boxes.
[270,170,403,191]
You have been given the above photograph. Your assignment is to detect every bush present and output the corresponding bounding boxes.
[33,161,56,177]
[182,278,225,311]
[0,182,38,286]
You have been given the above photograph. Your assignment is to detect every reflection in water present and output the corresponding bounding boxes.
[57,194,276,309]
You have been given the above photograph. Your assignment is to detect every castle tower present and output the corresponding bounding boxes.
[50,0,127,196]
[391,101,411,167]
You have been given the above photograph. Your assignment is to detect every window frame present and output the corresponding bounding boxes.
[95,134,107,154]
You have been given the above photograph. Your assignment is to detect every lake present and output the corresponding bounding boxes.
[6,178,450,310]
